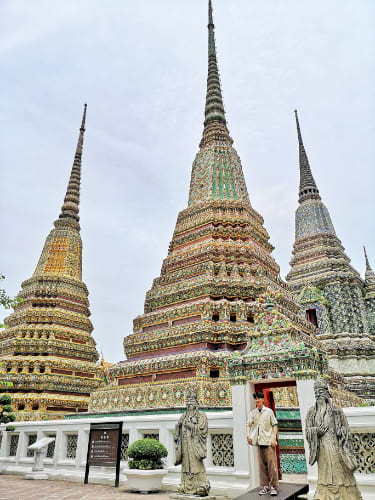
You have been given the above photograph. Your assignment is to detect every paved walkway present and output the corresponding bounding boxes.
[0,474,308,499]
[0,475,171,500]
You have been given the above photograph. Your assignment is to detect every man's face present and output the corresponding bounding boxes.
[255,397,264,409]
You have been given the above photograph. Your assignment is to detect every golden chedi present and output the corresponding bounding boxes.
[0,105,103,420]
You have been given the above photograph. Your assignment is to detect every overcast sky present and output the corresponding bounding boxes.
[1,0,374,363]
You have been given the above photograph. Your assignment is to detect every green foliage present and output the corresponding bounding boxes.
[0,394,12,406]
[0,393,16,424]
[5,425,16,432]
[126,439,168,470]
[0,274,21,313]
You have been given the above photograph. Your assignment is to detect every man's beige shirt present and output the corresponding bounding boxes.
[247,406,278,446]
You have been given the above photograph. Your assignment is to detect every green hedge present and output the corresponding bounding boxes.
[126,438,167,470]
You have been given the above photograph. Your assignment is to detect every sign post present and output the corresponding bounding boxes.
[84,422,123,487]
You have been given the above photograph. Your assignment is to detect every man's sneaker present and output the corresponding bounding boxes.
[270,487,278,496]
[258,486,270,495]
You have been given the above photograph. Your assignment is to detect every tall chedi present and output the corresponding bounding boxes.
[90,1,325,413]
[286,110,375,403]
[0,105,103,420]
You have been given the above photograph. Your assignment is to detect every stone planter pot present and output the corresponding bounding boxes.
[123,468,168,493]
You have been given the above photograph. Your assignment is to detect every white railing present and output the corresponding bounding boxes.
[0,410,243,497]
[0,406,374,498]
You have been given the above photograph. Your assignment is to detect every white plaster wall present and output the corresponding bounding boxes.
[0,411,245,498]
[0,406,374,499]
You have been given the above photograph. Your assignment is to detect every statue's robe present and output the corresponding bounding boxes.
[175,408,210,495]
[306,403,362,500]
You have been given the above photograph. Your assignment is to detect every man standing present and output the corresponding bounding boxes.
[247,391,279,496]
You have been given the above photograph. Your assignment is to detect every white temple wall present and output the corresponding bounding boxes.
[0,411,244,497]
[0,406,374,498]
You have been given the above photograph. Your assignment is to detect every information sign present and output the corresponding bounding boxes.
[84,422,122,487]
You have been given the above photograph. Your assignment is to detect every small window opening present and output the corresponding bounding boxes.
[18,404,25,411]
[230,314,237,322]
[32,404,39,411]
[210,369,220,379]
[212,314,219,322]
[17,367,22,373]
[306,308,318,327]
[39,367,45,374]
[247,315,254,323]
[6,367,11,373]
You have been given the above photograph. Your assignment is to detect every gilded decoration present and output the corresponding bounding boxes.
[0,105,104,420]
[90,2,329,414]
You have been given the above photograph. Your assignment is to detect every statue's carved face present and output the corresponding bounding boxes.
[314,385,329,401]
[186,398,198,410]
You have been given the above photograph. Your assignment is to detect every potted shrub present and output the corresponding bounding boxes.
[123,438,168,493]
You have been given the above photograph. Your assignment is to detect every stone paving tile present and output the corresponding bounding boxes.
[0,473,308,499]
[0,475,171,500]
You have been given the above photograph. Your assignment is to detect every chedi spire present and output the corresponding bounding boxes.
[294,109,320,203]
[189,0,248,205]
[55,103,87,230]
[200,0,232,147]
[364,246,375,288]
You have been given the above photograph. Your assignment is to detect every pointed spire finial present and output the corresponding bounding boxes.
[364,246,372,271]
[294,109,303,147]
[208,0,214,26]
[294,109,320,203]
[54,104,87,230]
[200,0,232,147]
[363,246,375,293]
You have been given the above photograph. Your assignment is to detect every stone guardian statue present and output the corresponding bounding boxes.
[174,387,210,496]
[306,378,362,500]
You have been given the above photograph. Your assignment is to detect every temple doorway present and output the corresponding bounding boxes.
[254,381,307,477]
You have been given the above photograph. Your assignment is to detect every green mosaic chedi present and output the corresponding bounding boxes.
[188,1,249,206]
[89,1,326,414]
[286,111,375,403]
